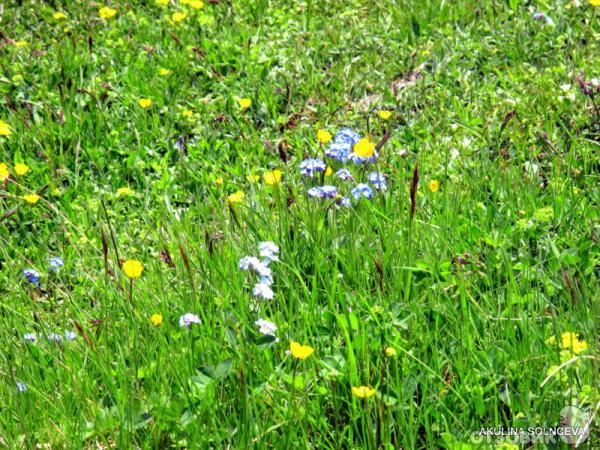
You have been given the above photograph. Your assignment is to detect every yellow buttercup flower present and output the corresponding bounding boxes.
[23,194,41,204]
[138,98,152,109]
[123,259,143,279]
[317,129,332,144]
[560,332,588,354]
[14,41,28,47]
[99,7,117,19]
[378,110,392,120]
[189,0,204,9]
[0,163,10,181]
[325,166,333,177]
[227,190,245,204]
[263,170,282,186]
[172,12,187,23]
[15,163,29,176]
[0,120,12,136]
[353,138,375,157]
[385,347,397,357]
[239,98,252,110]
[116,187,135,197]
[215,177,224,186]
[181,109,193,118]
[150,314,163,326]
[589,0,600,6]
[290,341,314,360]
[352,386,376,398]
[159,68,172,76]
[53,12,68,20]
[428,179,439,193]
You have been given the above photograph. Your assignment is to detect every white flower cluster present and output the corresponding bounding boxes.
[239,241,280,300]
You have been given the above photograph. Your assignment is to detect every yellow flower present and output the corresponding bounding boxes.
[378,110,392,120]
[227,190,244,204]
[0,120,11,136]
[560,332,588,354]
[150,314,163,326]
[181,109,193,118]
[138,98,152,109]
[189,0,204,9]
[428,179,439,193]
[181,0,190,4]
[159,68,172,76]
[247,174,260,183]
[172,12,187,23]
[14,41,28,47]
[263,170,282,186]
[385,347,397,357]
[352,386,376,398]
[155,0,169,6]
[116,187,135,197]
[239,98,252,110]
[353,138,375,157]
[215,177,224,186]
[589,0,600,6]
[23,194,41,204]
[0,163,10,181]
[53,12,68,20]
[325,166,333,177]
[289,341,314,360]
[123,259,143,279]
[99,7,117,19]
[15,163,29,176]
[317,129,332,144]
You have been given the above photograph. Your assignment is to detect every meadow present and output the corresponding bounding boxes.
[1,0,599,448]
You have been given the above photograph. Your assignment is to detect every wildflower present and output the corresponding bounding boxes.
[227,190,244,204]
[47,332,62,342]
[0,163,9,181]
[24,269,40,284]
[336,196,351,208]
[239,98,252,110]
[215,177,224,186]
[23,333,37,343]
[23,194,41,204]
[179,313,201,327]
[263,170,282,186]
[189,0,204,9]
[532,12,555,26]
[123,259,143,279]
[16,381,27,392]
[560,332,588,354]
[239,256,273,279]
[368,172,387,191]
[590,0,600,6]
[64,330,77,341]
[49,256,64,271]
[159,68,172,76]
[99,7,117,19]
[428,179,439,193]
[352,386,376,398]
[238,256,261,271]
[155,0,169,6]
[247,174,260,183]
[181,109,194,118]
[350,183,373,200]
[353,138,375,158]
[150,314,163,326]
[325,166,333,177]
[116,187,134,197]
[324,142,351,162]
[172,12,187,23]
[15,163,29,176]
[378,110,392,120]
[138,98,152,109]
[335,169,353,181]
[14,41,28,47]
[255,319,278,341]
[317,129,332,144]
[385,347,397,357]
[53,12,68,20]
[299,158,326,177]
[253,282,274,300]
[289,341,314,360]
[307,186,338,199]
[334,128,361,145]
[259,241,279,262]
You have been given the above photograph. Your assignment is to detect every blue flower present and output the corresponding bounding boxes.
[23,269,40,284]
[64,330,77,341]
[48,332,62,342]
[179,313,201,328]
[324,142,351,162]
[299,158,326,177]
[368,172,387,191]
[259,241,280,262]
[49,256,64,271]
[307,186,338,199]
[351,183,374,200]
[23,333,37,343]
[253,282,274,300]
[16,381,27,392]
[336,196,351,208]
[334,128,361,145]
[347,150,377,165]
[335,168,354,181]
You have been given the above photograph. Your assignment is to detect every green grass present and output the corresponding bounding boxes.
[1,0,599,448]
